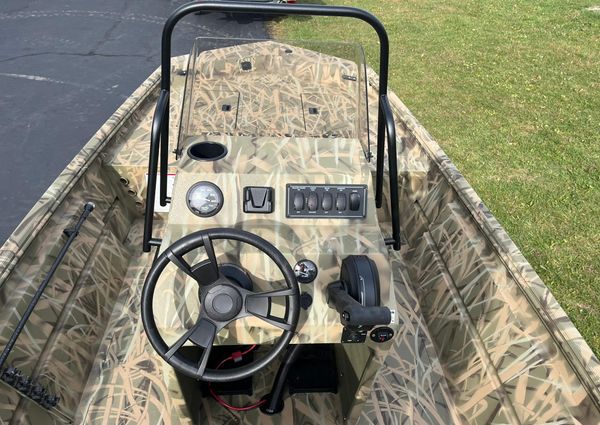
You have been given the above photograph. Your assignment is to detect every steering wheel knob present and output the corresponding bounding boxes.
[204,284,243,322]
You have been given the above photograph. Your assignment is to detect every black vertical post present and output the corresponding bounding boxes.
[143,89,169,252]
[159,97,170,206]
[380,95,401,250]
[375,106,386,208]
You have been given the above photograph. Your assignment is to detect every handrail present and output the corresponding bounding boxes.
[143,1,402,251]
[143,89,169,252]
[380,95,401,250]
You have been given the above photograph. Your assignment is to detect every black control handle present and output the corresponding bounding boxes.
[327,282,391,327]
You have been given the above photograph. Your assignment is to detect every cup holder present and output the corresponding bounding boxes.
[187,142,227,161]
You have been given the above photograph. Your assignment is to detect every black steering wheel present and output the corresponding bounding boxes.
[141,228,300,382]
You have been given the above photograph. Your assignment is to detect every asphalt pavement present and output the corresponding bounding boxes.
[0,0,271,242]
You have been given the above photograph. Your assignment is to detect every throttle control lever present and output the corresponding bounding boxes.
[327,282,391,327]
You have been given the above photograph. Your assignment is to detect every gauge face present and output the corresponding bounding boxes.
[186,182,223,217]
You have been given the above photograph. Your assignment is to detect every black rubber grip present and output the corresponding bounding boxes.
[342,304,391,327]
[327,283,391,327]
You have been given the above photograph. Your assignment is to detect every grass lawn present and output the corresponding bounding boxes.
[271,1,600,354]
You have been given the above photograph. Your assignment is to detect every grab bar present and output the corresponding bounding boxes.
[143,90,169,251]
[380,95,401,250]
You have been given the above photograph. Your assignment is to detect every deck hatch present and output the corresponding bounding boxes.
[237,90,305,136]
[187,90,240,134]
[303,91,356,138]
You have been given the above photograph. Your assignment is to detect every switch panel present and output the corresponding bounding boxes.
[286,184,367,218]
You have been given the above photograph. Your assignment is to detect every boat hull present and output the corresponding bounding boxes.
[0,48,598,424]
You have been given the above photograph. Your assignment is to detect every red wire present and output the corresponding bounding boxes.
[209,388,266,411]
[209,345,266,412]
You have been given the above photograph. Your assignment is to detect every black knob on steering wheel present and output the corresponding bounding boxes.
[141,228,300,382]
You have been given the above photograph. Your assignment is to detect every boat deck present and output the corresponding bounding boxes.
[71,218,454,425]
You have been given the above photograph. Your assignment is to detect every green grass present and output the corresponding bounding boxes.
[271,1,600,354]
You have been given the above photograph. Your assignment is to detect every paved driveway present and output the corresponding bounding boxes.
[0,0,270,242]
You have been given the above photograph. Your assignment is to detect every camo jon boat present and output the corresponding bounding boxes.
[1,2,599,425]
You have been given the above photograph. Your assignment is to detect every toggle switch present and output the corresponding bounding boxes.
[349,192,361,211]
[293,192,305,211]
[307,192,318,211]
[321,192,333,211]
[335,193,347,211]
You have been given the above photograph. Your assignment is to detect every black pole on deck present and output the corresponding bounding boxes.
[0,202,94,370]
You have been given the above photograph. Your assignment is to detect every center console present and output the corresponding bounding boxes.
[153,134,398,346]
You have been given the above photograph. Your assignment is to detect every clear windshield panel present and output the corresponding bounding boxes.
[178,37,371,159]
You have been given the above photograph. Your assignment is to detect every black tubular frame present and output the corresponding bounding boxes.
[143,1,401,252]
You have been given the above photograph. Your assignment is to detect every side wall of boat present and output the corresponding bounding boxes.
[363,71,600,424]
[0,67,164,424]
[2,49,599,425]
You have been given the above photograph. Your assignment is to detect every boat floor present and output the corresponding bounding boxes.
[73,218,455,425]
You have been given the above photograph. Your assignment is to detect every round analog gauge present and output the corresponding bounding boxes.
[186,182,223,217]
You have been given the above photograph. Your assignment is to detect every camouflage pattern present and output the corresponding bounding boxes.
[0,38,598,425]
[154,40,399,423]
[156,132,397,346]
[357,251,457,425]
[182,40,360,140]
[74,221,193,425]
[361,70,600,424]
[0,57,185,424]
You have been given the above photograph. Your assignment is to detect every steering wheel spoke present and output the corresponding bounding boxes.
[165,317,218,360]
[201,234,220,281]
[189,318,217,378]
[249,311,294,332]
[246,288,295,332]
[248,287,296,299]
[166,249,205,283]
[166,235,222,286]
[165,326,194,360]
